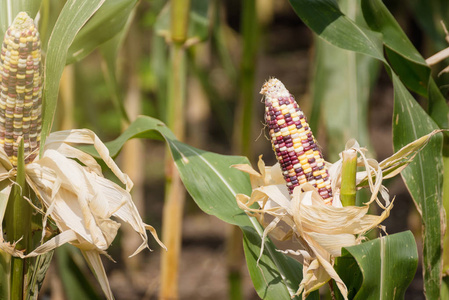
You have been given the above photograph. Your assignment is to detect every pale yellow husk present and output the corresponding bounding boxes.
[234,130,441,299]
[0,129,166,300]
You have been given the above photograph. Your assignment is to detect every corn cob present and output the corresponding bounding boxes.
[0,12,42,165]
[261,78,333,204]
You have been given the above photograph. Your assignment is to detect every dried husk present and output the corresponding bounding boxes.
[0,129,165,299]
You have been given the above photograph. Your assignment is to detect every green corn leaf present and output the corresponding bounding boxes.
[66,0,137,64]
[41,0,106,149]
[360,0,449,130]
[335,231,418,300]
[361,0,430,96]
[99,4,136,123]
[289,0,385,62]
[392,74,444,299]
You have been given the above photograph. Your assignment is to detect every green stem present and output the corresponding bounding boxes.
[171,0,191,44]
[228,2,260,300]
[166,43,187,139]
[233,0,259,159]
[160,1,190,299]
[5,138,30,299]
[340,149,357,206]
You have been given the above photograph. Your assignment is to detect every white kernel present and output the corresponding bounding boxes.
[280,146,287,151]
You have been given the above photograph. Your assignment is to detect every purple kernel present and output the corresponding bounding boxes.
[308,158,315,163]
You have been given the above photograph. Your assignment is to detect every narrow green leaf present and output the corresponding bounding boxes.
[242,225,320,300]
[0,0,42,40]
[288,0,385,62]
[360,0,430,95]
[66,0,137,64]
[337,231,418,299]
[361,0,449,130]
[99,5,135,123]
[428,78,449,131]
[392,74,444,299]
[41,0,106,149]
[443,155,449,274]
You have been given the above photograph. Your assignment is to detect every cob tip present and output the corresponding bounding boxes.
[260,78,289,100]
[11,12,35,31]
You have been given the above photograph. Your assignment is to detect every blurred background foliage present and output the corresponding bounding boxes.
[31,0,449,299]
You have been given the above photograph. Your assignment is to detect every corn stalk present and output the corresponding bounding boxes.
[159,0,190,299]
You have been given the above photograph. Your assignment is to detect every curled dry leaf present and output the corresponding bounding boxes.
[0,129,165,299]
[234,130,441,299]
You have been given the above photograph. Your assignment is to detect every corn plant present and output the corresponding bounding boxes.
[0,1,164,299]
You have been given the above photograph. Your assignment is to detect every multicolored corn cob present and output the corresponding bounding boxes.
[261,78,333,204]
[0,12,42,165]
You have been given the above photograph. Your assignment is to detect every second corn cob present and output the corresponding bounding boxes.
[261,78,333,204]
[0,12,42,165]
